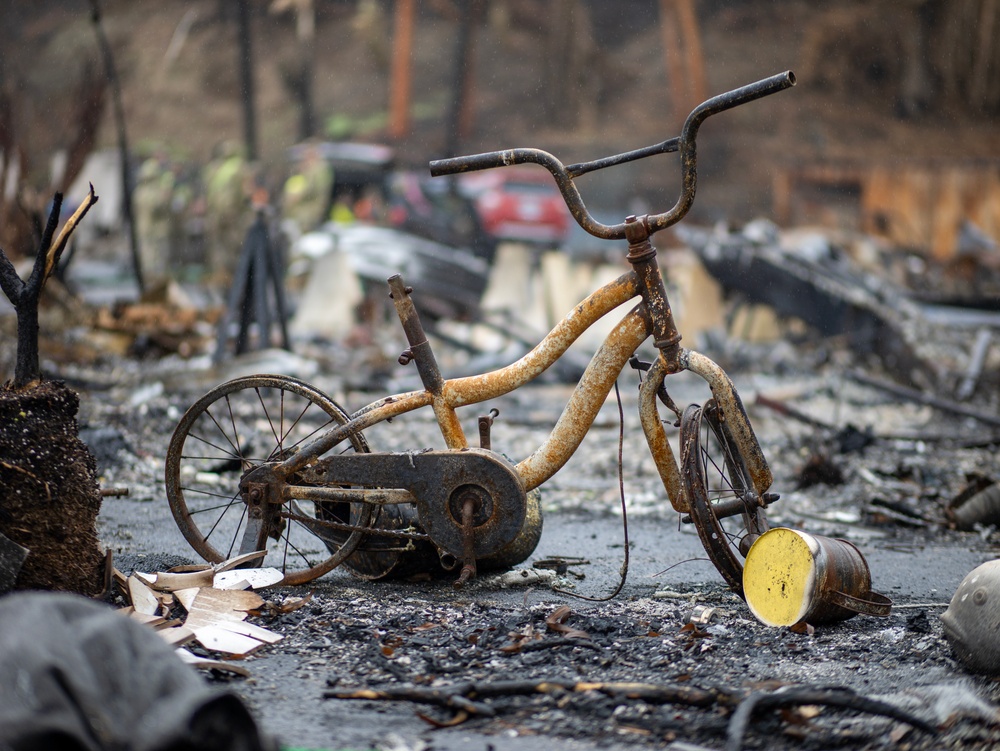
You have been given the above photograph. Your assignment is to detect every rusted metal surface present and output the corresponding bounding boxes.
[278,389,432,478]
[283,485,415,506]
[455,496,478,586]
[516,308,651,491]
[306,449,527,560]
[624,215,682,361]
[681,349,773,496]
[443,272,639,407]
[478,408,499,450]
[743,529,892,626]
[388,274,468,449]
[637,353,687,513]
[165,74,801,589]
[164,374,376,586]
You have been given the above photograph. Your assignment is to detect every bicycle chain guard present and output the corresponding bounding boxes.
[305,449,528,561]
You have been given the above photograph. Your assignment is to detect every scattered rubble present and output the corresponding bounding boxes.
[679,221,1000,398]
[5,214,1000,747]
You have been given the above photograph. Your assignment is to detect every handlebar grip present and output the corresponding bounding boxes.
[429,150,519,177]
[690,70,795,122]
[709,70,795,111]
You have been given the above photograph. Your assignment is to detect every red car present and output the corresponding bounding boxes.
[459,167,572,245]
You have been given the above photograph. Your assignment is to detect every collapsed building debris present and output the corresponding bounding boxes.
[947,481,1000,531]
[678,221,1000,398]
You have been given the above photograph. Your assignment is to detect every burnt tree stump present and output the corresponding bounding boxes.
[0,381,105,594]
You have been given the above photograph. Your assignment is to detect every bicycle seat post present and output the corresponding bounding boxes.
[388,274,468,448]
[624,214,683,371]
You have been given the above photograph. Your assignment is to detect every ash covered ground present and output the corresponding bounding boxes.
[66,333,1000,751]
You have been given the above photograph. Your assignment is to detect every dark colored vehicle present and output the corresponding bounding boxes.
[287,141,495,263]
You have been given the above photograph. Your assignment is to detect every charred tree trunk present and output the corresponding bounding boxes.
[295,0,316,140]
[444,0,481,157]
[237,0,258,161]
[0,189,97,389]
[0,188,104,595]
[88,0,144,294]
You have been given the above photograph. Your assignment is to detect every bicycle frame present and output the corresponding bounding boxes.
[265,265,772,518]
[168,70,793,589]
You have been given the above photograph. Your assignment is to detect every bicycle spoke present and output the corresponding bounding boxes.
[224,395,244,461]
[186,430,244,462]
[197,402,240,460]
[181,493,242,510]
[681,401,764,595]
[255,387,284,457]
[226,504,248,559]
[203,494,243,547]
[279,521,320,570]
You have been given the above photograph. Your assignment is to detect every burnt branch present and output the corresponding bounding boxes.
[45,186,97,281]
[0,251,25,302]
[325,677,726,715]
[725,686,937,751]
[0,186,98,389]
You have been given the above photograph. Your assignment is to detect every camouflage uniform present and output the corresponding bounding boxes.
[133,156,176,285]
[281,145,333,232]
[203,142,250,281]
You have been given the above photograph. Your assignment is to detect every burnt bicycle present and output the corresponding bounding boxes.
[165,71,795,592]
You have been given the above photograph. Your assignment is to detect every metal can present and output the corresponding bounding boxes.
[742,527,893,627]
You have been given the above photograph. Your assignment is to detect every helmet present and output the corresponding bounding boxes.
[942,560,1000,674]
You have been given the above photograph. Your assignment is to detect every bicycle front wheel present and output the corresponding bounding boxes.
[680,400,770,595]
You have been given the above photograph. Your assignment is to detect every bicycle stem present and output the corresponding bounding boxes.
[624,214,683,368]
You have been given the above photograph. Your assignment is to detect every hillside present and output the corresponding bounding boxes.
[4,0,1000,238]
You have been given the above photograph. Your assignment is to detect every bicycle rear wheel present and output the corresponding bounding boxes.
[680,400,770,595]
[165,374,373,585]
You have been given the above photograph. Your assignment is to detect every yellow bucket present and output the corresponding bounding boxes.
[743,527,892,627]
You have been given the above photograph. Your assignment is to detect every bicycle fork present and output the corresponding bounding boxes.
[626,213,773,503]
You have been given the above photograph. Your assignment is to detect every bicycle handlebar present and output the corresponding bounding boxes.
[429,71,795,241]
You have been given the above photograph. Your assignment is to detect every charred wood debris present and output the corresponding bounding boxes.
[676,219,1000,532]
